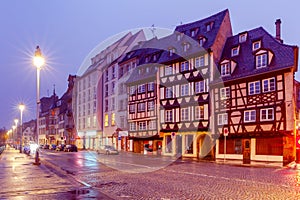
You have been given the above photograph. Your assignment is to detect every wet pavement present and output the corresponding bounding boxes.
[0,147,113,199]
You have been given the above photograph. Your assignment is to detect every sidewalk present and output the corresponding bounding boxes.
[0,147,113,199]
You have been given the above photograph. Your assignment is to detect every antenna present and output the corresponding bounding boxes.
[150,24,156,38]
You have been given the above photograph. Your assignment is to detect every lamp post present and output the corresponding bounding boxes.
[19,103,25,153]
[33,45,44,165]
[12,125,16,148]
[14,119,19,149]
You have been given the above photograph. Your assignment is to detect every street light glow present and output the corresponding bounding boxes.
[19,103,25,112]
[33,46,45,69]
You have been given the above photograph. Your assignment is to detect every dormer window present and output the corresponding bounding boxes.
[153,54,157,61]
[253,41,261,51]
[183,43,190,52]
[206,22,213,32]
[146,67,149,73]
[231,47,239,57]
[239,33,247,43]
[176,34,181,41]
[169,48,176,56]
[221,62,230,76]
[145,56,149,63]
[191,29,197,37]
[256,53,267,68]
[199,37,206,47]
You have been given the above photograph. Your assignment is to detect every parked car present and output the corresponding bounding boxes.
[97,145,119,155]
[64,144,78,152]
[56,144,65,151]
[23,145,30,155]
[49,144,57,150]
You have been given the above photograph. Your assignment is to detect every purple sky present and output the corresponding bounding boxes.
[1,1,299,129]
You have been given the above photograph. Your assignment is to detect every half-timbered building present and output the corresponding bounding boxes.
[158,9,232,159]
[211,21,299,166]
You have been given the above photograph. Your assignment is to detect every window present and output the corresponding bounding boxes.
[104,114,109,127]
[138,103,146,112]
[180,61,189,72]
[129,104,135,113]
[231,47,239,56]
[218,113,228,125]
[105,100,108,112]
[239,33,247,43]
[169,48,175,56]
[244,110,256,122]
[139,121,146,130]
[93,116,97,127]
[112,66,116,79]
[145,56,149,63]
[260,108,274,121]
[220,87,230,100]
[105,85,108,97]
[148,82,155,92]
[181,84,189,96]
[256,54,267,68]
[138,84,146,93]
[111,81,115,94]
[248,81,260,95]
[206,22,213,32]
[165,110,173,122]
[166,87,173,98]
[176,34,181,41]
[181,107,189,121]
[130,86,136,95]
[183,43,190,52]
[105,70,109,82]
[195,56,204,68]
[111,113,115,126]
[191,30,196,37]
[253,41,261,51]
[87,117,91,128]
[195,106,204,120]
[165,65,173,76]
[199,37,205,47]
[149,120,156,130]
[148,101,155,111]
[165,135,173,153]
[221,63,230,76]
[195,80,207,93]
[129,123,136,131]
[263,77,275,93]
[111,98,115,110]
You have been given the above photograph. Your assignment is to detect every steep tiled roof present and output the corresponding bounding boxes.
[213,27,298,84]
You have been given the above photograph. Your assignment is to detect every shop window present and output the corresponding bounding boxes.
[185,135,194,154]
[165,135,173,153]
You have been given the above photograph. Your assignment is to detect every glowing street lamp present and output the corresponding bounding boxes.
[33,45,44,165]
[19,103,25,153]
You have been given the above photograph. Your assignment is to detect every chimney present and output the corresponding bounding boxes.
[275,19,283,43]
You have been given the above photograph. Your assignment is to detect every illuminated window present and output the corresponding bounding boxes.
[104,114,109,127]
[111,113,115,126]
[195,106,204,120]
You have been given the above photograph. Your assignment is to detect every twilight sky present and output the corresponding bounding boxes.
[1,0,299,129]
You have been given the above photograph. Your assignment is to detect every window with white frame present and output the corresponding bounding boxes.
[181,107,189,121]
[164,65,173,76]
[263,77,275,93]
[130,86,136,95]
[129,122,136,131]
[244,110,256,122]
[148,101,155,111]
[231,47,239,56]
[138,84,146,93]
[148,82,155,92]
[195,106,204,120]
[206,22,213,32]
[220,87,230,100]
[260,108,274,121]
[180,61,189,72]
[139,121,146,130]
[191,30,196,37]
[221,63,230,76]
[183,43,190,52]
[199,37,206,47]
[112,66,116,78]
[253,41,261,51]
[195,80,207,93]
[256,53,267,68]
[195,56,205,68]
[149,120,156,130]
[248,81,261,95]
[165,110,173,122]
[166,87,173,98]
[239,33,247,43]
[218,113,228,125]
[181,84,189,96]
[137,102,146,112]
[169,48,176,56]
[129,104,135,113]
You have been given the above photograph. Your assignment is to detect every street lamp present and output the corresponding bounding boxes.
[12,125,16,148]
[14,119,19,149]
[33,45,44,165]
[19,103,25,153]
